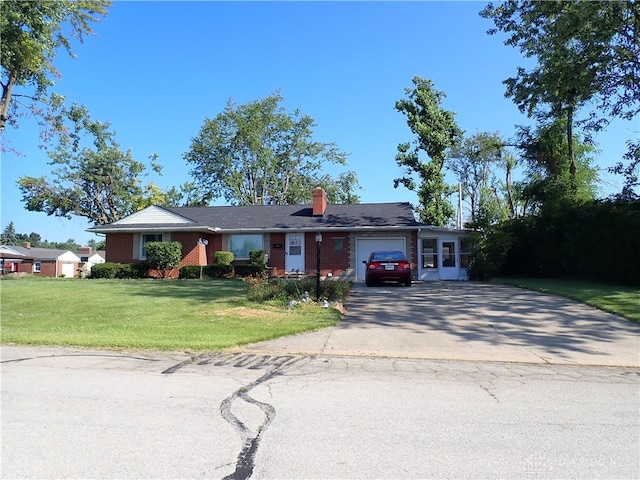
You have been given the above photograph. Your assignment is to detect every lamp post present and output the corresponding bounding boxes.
[197,238,208,279]
[315,232,322,302]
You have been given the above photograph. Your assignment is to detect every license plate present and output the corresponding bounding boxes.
[384,264,396,270]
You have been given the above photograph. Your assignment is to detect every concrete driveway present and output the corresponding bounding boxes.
[242,282,640,367]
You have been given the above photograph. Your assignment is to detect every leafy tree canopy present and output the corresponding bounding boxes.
[516,118,599,212]
[0,0,111,142]
[447,132,510,228]
[481,0,640,196]
[183,92,360,206]
[394,76,463,226]
[17,104,180,226]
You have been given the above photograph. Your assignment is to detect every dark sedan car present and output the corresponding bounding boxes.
[363,250,412,287]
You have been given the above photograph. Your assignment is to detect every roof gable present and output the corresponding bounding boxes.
[0,245,26,256]
[112,205,195,225]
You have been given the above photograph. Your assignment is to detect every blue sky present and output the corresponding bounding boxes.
[2,0,636,245]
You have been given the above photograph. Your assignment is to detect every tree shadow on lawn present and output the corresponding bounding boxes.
[343,282,640,359]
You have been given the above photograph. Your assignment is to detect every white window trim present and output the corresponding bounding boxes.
[139,233,170,260]
[229,234,264,260]
[33,261,41,273]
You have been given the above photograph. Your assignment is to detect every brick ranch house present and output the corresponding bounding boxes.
[0,243,80,277]
[88,188,474,281]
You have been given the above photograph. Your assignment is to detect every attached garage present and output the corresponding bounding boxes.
[355,237,406,281]
[60,262,76,278]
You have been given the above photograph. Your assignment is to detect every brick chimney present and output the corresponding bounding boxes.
[23,242,31,249]
[78,246,93,255]
[312,187,327,216]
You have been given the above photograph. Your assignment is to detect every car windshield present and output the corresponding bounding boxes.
[371,251,404,262]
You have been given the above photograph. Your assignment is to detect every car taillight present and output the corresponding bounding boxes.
[401,262,411,269]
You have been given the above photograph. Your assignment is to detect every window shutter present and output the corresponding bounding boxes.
[132,234,140,260]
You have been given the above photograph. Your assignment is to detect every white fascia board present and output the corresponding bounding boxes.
[0,246,25,256]
[58,251,81,261]
[87,225,217,234]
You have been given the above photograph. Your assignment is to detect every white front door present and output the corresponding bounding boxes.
[285,233,305,273]
[440,240,458,280]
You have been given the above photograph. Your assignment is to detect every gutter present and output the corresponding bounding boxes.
[86,226,220,234]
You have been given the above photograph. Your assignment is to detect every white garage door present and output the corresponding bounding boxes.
[60,262,75,278]
[356,238,406,281]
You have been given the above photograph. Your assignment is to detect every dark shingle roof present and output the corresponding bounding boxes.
[89,202,421,233]
[166,202,420,231]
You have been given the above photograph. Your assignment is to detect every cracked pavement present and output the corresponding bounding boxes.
[2,347,638,479]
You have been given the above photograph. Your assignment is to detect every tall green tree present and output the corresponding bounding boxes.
[1,222,18,245]
[17,104,176,226]
[516,118,599,212]
[184,92,360,206]
[447,132,509,228]
[394,76,463,226]
[0,0,110,137]
[481,0,640,195]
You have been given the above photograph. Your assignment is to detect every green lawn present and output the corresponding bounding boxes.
[0,277,340,351]
[498,277,640,323]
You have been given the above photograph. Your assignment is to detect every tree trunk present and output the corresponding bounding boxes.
[0,72,17,131]
[567,105,577,194]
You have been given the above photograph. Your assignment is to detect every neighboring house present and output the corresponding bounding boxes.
[88,187,475,281]
[0,243,80,278]
[1,245,34,275]
[77,246,106,277]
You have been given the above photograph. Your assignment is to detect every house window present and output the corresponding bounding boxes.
[140,234,163,259]
[460,238,473,269]
[333,238,344,255]
[422,239,438,268]
[230,234,263,259]
[442,241,456,267]
[33,261,41,273]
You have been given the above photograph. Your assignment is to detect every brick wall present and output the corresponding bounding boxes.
[304,232,350,277]
[106,233,135,263]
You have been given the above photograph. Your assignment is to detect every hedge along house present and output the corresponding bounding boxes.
[88,187,476,281]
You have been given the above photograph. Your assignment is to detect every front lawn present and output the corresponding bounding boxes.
[498,277,640,323]
[0,278,341,350]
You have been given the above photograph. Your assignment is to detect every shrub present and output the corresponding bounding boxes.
[90,262,149,279]
[178,266,201,279]
[214,251,234,266]
[244,275,352,303]
[90,262,119,279]
[234,264,264,277]
[179,264,234,279]
[207,264,234,278]
[145,241,182,278]
[249,249,265,267]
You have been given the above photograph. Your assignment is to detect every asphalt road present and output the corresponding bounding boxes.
[2,346,639,479]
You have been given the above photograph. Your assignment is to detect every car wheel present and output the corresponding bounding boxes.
[404,279,411,287]
[366,279,373,287]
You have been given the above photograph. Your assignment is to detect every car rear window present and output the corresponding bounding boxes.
[372,251,405,261]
